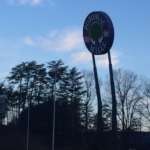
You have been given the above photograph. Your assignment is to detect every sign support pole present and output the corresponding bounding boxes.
[92,53,103,132]
[108,50,117,132]
[83,10,117,149]
[108,50,118,148]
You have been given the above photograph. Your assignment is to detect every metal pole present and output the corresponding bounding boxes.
[107,50,117,132]
[108,50,118,149]
[26,100,30,150]
[92,53,103,132]
[52,74,56,150]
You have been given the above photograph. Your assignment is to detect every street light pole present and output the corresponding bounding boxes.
[26,99,30,150]
[51,72,56,150]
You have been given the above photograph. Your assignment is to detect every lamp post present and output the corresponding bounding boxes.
[51,68,58,150]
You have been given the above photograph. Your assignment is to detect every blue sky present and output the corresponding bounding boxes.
[0,0,150,80]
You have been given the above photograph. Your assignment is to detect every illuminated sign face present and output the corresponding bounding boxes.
[83,11,114,55]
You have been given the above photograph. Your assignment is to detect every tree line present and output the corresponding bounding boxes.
[0,59,150,132]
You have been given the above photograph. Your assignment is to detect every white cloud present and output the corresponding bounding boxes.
[23,26,119,69]
[71,50,119,69]
[23,28,82,52]
[71,51,91,63]
[8,0,49,6]
[96,51,119,68]
[24,36,34,46]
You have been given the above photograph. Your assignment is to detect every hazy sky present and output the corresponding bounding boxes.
[0,0,150,80]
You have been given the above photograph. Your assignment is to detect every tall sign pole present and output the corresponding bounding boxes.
[83,11,117,141]
[108,50,117,133]
[83,12,105,132]
[92,53,103,132]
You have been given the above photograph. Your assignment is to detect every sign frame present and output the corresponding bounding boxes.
[83,11,114,55]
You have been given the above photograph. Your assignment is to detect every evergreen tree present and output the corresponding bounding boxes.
[7,61,47,117]
[67,67,86,132]
[47,60,67,99]
[82,71,95,130]
[0,83,8,124]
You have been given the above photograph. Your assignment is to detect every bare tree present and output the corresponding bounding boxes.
[82,71,95,130]
[115,69,143,131]
[104,69,143,131]
[139,79,150,130]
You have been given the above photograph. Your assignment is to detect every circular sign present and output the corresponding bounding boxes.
[83,11,114,55]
